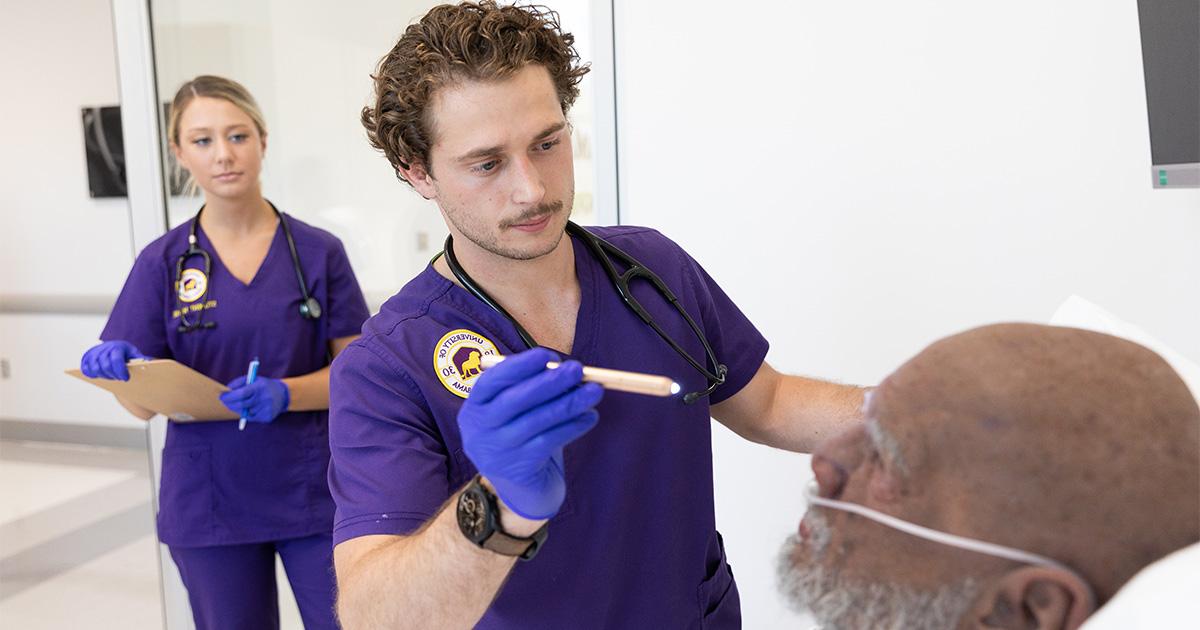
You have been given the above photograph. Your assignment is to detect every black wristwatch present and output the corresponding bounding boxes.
[456,475,549,561]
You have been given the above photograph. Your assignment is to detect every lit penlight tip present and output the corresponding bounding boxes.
[670,382,681,395]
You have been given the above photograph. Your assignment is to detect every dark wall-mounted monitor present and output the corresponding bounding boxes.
[81,104,189,198]
[82,105,126,198]
[1137,0,1199,188]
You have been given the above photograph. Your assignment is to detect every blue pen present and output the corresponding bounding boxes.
[238,357,259,431]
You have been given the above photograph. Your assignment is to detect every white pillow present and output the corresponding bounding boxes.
[1080,542,1200,628]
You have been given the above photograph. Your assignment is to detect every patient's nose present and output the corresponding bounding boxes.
[810,424,866,500]
[810,452,846,500]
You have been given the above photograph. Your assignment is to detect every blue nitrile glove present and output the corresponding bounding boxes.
[219,376,290,424]
[458,348,604,520]
[80,340,148,381]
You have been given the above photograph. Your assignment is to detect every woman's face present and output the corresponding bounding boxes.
[173,96,266,201]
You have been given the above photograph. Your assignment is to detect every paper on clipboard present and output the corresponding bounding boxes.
[65,359,237,422]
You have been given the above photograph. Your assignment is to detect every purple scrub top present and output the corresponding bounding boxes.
[329,226,768,628]
[102,212,369,547]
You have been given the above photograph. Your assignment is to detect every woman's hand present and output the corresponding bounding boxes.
[220,376,291,423]
[80,341,148,381]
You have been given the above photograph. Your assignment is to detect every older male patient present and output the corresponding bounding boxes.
[778,323,1200,629]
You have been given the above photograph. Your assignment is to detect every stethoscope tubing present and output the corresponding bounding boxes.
[442,221,726,403]
[174,201,320,333]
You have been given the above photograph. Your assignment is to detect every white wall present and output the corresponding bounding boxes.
[0,0,144,428]
[613,0,1199,626]
[152,0,605,309]
[0,1,135,296]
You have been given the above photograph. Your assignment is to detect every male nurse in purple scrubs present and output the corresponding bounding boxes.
[329,2,867,628]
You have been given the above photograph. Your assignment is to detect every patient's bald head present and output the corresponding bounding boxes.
[780,323,1200,629]
[888,323,1199,595]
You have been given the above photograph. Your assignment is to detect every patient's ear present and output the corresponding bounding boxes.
[966,567,1094,630]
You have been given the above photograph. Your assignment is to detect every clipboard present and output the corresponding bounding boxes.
[65,359,238,422]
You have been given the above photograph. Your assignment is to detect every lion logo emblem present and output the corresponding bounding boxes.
[434,329,500,398]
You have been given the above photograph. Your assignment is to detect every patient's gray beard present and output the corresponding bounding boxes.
[776,511,979,630]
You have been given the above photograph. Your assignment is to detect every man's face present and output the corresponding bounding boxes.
[407,64,575,261]
[777,377,985,629]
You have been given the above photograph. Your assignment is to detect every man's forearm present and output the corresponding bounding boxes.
[712,364,869,453]
[768,377,868,452]
[335,483,543,629]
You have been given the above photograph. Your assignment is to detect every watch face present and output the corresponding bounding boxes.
[457,487,488,542]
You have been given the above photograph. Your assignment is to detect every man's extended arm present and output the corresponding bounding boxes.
[333,349,603,627]
[711,362,867,453]
[334,480,544,629]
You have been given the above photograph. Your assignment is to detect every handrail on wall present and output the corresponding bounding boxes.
[0,294,116,315]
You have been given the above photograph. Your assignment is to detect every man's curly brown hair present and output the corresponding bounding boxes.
[362,1,590,187]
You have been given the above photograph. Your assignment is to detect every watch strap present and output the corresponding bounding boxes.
[482,527,545,559]
[460,475,549,561]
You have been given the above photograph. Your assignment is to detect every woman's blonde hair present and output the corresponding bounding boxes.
[167,75,267,195]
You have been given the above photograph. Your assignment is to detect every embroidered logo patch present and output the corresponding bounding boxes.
[177,268,208,303]
[434,329,500,398]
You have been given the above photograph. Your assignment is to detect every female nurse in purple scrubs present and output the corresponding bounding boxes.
[79,75,369,630]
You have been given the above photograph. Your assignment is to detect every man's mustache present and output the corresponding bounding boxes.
[501,200,564,228]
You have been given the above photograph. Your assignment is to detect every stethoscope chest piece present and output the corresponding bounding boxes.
[300,297,322,320]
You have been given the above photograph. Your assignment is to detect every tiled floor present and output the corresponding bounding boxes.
[0,439,305,629]
[0,439,162,628]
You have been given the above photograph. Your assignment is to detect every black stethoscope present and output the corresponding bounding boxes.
[442,221,727,404]
[175,200,321,333]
